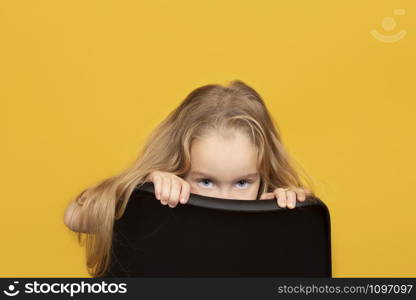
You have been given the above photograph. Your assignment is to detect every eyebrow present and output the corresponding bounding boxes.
[190,171,259,180]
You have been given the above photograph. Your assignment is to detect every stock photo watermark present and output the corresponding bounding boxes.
[370,8,407,43]
[2,280,127,297]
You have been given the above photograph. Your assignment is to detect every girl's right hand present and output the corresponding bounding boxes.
[145,171,191,208]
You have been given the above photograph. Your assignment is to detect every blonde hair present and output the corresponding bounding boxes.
[69,80,317,277]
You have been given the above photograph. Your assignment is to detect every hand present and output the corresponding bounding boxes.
[259,187,312,209]
[145,171,191,208]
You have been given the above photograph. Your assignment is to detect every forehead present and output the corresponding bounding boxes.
[189,133,258,178]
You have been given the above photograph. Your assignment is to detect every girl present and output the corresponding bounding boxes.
[64,80,316,277]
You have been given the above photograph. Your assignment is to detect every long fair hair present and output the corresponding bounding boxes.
[68,80,317,277]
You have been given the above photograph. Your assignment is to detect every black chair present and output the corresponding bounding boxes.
[103,182,332,277]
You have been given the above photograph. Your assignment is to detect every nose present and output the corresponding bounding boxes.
[217,188,234,199]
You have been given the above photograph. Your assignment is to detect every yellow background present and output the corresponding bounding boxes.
[1,0,415,277]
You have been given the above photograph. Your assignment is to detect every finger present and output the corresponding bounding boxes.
[160,176,171,205]
[294,187,306,201]
[152,175,162,200]
[274,188,287,208]
[304,188,312,195]
[286,190,296,209]
[168,178,181,208]
[179,182,190,204]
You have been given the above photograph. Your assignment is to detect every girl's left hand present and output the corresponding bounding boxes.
[259,187,312,209]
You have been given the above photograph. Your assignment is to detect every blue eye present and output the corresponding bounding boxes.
[198,179,213,188]
[236,180,249,189]
[197,179,251,189]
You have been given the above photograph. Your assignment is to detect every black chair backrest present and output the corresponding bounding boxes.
[104,182,332,277]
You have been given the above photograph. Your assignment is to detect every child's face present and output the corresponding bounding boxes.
[183,131,260,200]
